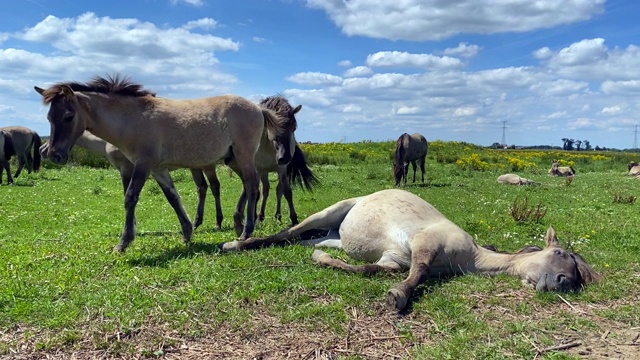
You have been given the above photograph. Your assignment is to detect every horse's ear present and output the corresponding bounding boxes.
[545,226,559,246]
[293,105,302,114]
[34,86,45,96]
[572,253,602,286]
[60,85,75,99]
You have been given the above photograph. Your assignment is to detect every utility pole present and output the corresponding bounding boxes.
[500,120,507,148]
[634,125,639,150]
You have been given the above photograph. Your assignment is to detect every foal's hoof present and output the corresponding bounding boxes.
[219,241,242,252]
[386,286,408,311]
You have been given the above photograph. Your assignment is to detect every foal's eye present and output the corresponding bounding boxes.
[553,249,563,256]
[63,114,74,123]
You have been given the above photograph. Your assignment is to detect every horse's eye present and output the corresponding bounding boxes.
[63,114,74,123]
[554,249,563,256]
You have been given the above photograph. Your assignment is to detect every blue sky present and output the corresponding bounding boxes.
[2,0,640,148]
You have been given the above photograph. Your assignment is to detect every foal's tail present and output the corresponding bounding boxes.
[32,132,42,172]
[287,144,319,191]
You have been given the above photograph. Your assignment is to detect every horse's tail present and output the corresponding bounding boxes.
[393,134,406,181]
[570,166,576,175]
[32,132,42,172]
[287,144,319,191]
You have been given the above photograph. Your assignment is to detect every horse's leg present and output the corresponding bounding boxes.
[259,172,269,223]
[278,168,298,225]
[312,250,402,275]
[152,169,193,246]
[115,165,151,253]
[202,167,223,230]
[13,155,26,178]
[386,239,437,311]
[0,159,11,184]
[233,187,248,237]
[419,155,426,183]
[236,163,259,240]
[411,160,417,183]
[403,163,409,185]
[221,196,363,251]
[25,150,34,174]
[191,169,208,230]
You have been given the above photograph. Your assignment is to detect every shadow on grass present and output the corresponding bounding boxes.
[128,241,221,267]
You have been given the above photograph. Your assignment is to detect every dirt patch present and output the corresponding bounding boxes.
[1,295,638,359]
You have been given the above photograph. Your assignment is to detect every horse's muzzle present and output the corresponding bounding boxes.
[49,151,69,164]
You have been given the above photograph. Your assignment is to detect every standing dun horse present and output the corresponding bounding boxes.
[35,75,295,253]
[39,95,317,233]
[394,133,428,187]
[0,126,42,185]
[221,189,600,311]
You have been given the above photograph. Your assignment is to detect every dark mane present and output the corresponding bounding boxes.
[40,74,156,104]
[259,95,298,136]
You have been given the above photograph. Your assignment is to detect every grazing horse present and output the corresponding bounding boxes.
[35,75,294,253]
[0,126,42,185]
[393,133,428,187]
[548,159,576,176]
[221,189,601,311]
[496,173,537,185]
[627,162,640,177]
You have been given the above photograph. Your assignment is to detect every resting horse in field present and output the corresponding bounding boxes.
[548,159,576,176]
[394,133,428,187]
[35,75,294,253]
[0,126,42,185]
[627,162,640,177]
[221,189,601,311]
[496,173,537,185]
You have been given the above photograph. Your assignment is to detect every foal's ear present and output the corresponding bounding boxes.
[34,86,45,96]
[60,85,75,98]
[293,104,302,114]
[545,226,559,246]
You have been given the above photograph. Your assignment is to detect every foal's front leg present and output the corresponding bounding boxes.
[386,241,437,311]
[115,165,151,252]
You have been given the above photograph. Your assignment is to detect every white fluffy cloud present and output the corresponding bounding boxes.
[286,72,343,86]
[366,51,463,70]
[444,43,481,58]
[306,0,605,41]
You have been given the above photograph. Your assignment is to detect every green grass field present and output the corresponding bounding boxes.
[1,143,639,359]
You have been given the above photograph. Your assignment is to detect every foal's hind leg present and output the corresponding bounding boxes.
[152,169,193,246]
[191,169,209,230]
[312,250,402,275]
[258,172,269,222]
[116,165,151,252]
[203,167,223,230]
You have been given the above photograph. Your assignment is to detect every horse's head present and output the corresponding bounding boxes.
[628,162,639,171]
[517,226,601,292]
[261,96,300,166]
[34,85,87,164]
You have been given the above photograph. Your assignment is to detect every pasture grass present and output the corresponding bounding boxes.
[1,145,639,359]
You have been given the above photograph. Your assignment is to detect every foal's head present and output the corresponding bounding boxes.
[260,95,300,166]
[516,226,601,292]
[34,75,153,164]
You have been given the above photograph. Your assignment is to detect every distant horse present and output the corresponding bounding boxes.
[220,189,601,311]
[496,173,538,185]
[35,75,295,253]
[393,133,428,186]
[548,159,575,176]
[0,126,42,185]
[627,162,640,177]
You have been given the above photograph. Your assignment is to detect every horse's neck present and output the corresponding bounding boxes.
[472,247,520,276]
[75,132,109,157]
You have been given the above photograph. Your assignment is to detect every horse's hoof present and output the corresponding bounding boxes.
[219,241,242,252]
[113,245,126,254]
[386,286,408,311]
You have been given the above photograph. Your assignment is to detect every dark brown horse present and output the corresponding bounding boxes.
[393,133,428,186]
[35,75,294,252]
[0,126,42,185]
